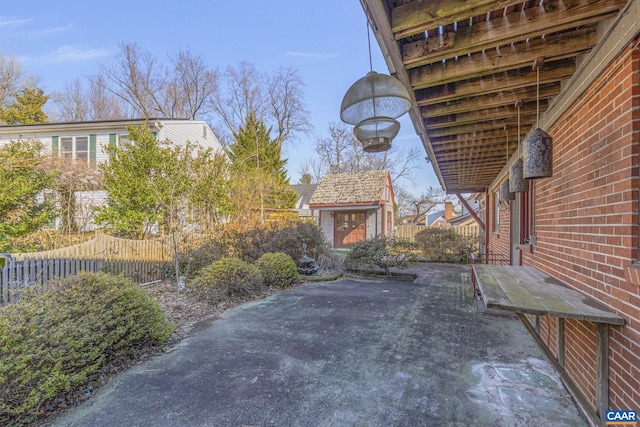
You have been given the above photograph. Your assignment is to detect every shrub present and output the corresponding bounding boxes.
[188,257,263,303]
[175,238,228,279]
[344,235,387,271]
[414,228,480,263]
[0,272,172,423]
[214,219,329,262]
[255,252,299,288]
[344,235,418,274]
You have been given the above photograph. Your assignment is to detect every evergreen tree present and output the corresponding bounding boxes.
[1,86,49,124]
[227,112,297,217]
[0,140,56,251]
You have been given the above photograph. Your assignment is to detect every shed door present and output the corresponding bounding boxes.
[334,212,366,248]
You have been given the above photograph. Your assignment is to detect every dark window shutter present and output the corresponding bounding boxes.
[52,136,59,157]
[89,134,97,165]
[109,133,117,146]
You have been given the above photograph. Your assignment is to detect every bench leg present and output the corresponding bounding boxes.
[596,323,609,421]
[556,318,565,368]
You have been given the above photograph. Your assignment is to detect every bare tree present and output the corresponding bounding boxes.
[297,157,325,184]
[96,43,220,121]
[87,74,129,120]
[169,49,219,120]
[50,76,129,122]
[99,42,159,118]
[312,121,421,188]
[50,78,89,121]
[210,62,311,146]
[0,54,26,109]
[267,67,311,146]
[399,186,448,224]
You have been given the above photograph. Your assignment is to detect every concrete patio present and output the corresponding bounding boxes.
[47,263,587,426]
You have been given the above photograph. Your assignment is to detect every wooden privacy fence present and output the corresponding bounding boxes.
[1,258,104,305]
[2,232,207,305]
[394,224,480,242]
[12,231,171,262]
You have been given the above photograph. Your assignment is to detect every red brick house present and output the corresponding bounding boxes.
[309,170,395,249]
[362,0,640,425]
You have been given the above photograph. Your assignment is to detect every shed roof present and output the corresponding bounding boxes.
[309,170,390,206]
[289,184,318,209]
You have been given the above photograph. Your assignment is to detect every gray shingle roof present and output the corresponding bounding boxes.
[309,170,390,205]
[289,184,318,209]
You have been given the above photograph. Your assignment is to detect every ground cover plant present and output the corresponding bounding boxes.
[0,272,172,425]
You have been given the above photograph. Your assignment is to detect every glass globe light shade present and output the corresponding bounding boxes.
[353,117,400,153]
[340,71,411,125]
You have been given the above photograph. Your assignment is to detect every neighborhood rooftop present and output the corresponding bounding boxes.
[309,170,390,205]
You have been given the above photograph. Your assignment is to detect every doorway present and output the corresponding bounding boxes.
[334,211,366,248]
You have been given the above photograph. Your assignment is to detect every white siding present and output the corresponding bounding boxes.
[74,190,108,231]
[319,211,334,247]
[159,121,225,155]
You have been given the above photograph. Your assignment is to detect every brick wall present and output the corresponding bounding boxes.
[491,41,640,412]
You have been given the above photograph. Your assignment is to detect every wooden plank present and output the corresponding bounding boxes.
[409,27,597,90]
[520,267,625,324]
[422,83,560,118]
[557,317,565,367]
[402,0,625,68]
[488,266,548,314]
[475,265,625,325]
[595,323,609,420]
[416,60,575,106]
[391,0,525,39]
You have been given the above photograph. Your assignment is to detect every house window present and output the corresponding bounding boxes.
[59,136,88,161]
[387,211,392,234]
[203,125,208,139]
[493,191,500,232]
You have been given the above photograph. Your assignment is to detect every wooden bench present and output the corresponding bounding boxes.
[471,264,625,424]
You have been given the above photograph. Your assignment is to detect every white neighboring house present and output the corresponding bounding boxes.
[0,118,226,231]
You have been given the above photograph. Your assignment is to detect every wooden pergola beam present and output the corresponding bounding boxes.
[456,193,485,232]
[402,0,625,68]
[391,0,524,39]
[409,27,596,90]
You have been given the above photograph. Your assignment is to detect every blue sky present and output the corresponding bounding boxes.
[0,0,439,192]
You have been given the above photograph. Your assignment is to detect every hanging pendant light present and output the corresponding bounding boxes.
[340,71,411,125]
[340,22,411,152]
[510,100,527,192]
[523,59,553,179]
[501,128,515,202]
[353,117,399,152]
[500,179,514,202]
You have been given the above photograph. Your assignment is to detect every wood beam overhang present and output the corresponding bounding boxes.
[425,112,538,137]
[415,60,575,106]
[409,27,597,90]
[402,0,625,68]
[422,100,547,127]
[421,83,560,118]
[431,133,528,146]
[361,0,632,194]
[391,0,524,39]
[456,193,485,232]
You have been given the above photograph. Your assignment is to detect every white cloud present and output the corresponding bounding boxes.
[285,51,338,60]
[29,23,74,36]
[35,45,114,64]
[0,16,31,26]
